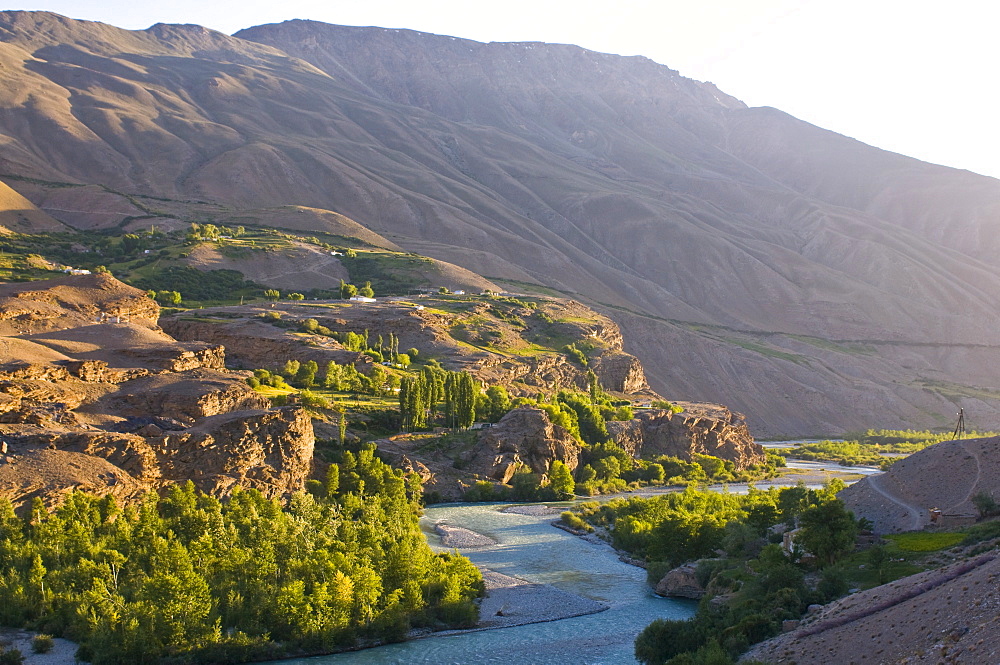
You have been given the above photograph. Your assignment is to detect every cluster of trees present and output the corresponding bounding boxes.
[249,359,397,398]
[185,223,245,242]
[0,448,483,664]
[399,367,478,431]
[775,428,999,470]
[565,483,862,665]
[264,290,305,301]
[133,267,259,302]
[339,280,373,300]
[149,289,182,306]
[258,314,417,368]
[335,330,411,367]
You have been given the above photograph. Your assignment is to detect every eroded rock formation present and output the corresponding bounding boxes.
[0,275,315,509]
[463,407,582,484]
[607,402,765,470]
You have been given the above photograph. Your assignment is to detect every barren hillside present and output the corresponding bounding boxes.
[841,436,1000,533]
[1,12,999,434]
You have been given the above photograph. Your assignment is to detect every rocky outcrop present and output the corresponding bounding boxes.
[591,350,650,394]
[655,562,706,599]
[607,402,764,470]
[161,315,371,372]
[462,407,582,483]
[97,369,271,422]
[0,273,159,335]
[156,406,314,499]
[3,406,313,503]
[0,275,316,509]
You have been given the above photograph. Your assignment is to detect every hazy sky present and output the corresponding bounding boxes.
[7,0,1000,179]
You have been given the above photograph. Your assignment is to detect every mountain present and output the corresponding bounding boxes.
[1,11,999,435]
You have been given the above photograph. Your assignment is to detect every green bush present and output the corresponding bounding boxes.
[0,648,24,665]
[31,634,54,654]
[560,511,591,532]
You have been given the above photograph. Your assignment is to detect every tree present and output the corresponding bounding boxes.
[295,360,318,388]
[324,361,342,390]
[340,281,358,299]
[480,385,511,422]
[336,404,348,445]
[972,491,999,518]
[121,233,143,253]
[548,460,575,499]
[287,292,305,301]
[796,499,858,565]
[358,281,374,298]
[155,290,182,306]
[265,289,281,301]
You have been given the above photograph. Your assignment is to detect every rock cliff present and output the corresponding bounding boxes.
[161,315,372,373]
[607,402,765,470]
[0,275,315,508]
[463,407,582,484]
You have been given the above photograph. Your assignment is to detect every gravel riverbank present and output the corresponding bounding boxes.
[0,629,79,665]
[434,523,498,548]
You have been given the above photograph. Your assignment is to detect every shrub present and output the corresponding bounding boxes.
[560,511,592,532]
[972,491,1000,518]
[0,648,24,665]
[31,634,54,654]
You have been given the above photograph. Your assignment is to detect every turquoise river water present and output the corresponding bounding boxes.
[274,502,695,665]
[271,462,879,664]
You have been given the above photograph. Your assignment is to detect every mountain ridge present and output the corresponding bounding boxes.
[1,11,999,435]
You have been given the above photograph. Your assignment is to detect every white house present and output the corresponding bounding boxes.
[349,296,376,303]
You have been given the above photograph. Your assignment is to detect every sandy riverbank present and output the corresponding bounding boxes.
[0,629,79,665]
[429,511,610,634]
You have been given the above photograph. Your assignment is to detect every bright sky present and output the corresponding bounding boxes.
[7,0,1000,179]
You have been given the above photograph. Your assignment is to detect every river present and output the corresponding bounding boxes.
[274,502,696,665]
[271,465,876,664]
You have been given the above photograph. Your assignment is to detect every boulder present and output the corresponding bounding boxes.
[654,562,706,599]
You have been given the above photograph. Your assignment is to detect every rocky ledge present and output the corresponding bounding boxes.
[0,275,314,509]
[608,402,765,470]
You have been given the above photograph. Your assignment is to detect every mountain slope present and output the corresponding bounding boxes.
[1,12,999,434]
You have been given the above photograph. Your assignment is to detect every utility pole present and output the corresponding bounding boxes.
[952,408,966,439]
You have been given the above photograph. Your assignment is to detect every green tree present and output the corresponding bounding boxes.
[265,289,281,301]
[358,281,374,298]
[548,461,575,499]
[156,290,182,306]
[796,499,858,565]
[972,491,999,517]
[340,281,357,299]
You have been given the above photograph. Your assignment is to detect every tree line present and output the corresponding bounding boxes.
[0,448,483,664]
[565,482,863,665]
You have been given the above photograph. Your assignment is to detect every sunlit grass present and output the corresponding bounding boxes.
[885,532,965,552]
